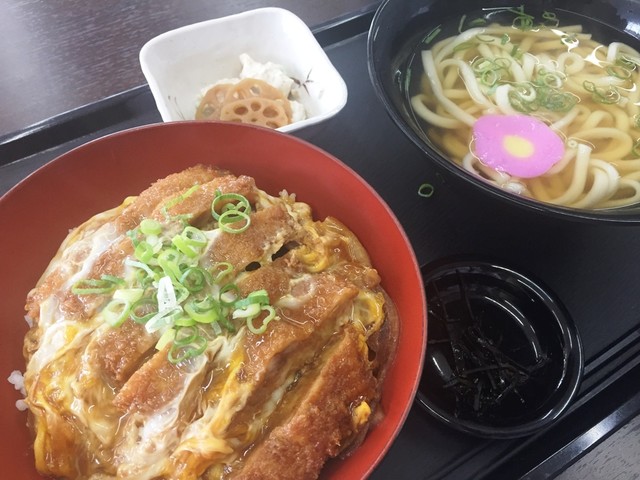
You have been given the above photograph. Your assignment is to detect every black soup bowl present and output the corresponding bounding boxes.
[368,0,640,223]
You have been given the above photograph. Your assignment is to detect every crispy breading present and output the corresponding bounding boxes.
[22,166,396,480]
[227,326,376,480]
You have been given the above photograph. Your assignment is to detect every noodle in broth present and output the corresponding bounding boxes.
[411,9,640,210]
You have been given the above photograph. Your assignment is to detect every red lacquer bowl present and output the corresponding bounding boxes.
[0,121,426,479]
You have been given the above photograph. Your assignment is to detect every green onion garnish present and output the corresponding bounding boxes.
[541,11,559,27]
[139,218,162,236]
[163,184,200,212]
[423,25,442,45]
[475,34,495,43]
[606,65,632,79]
[155,327,176,351]
[72,185,278,365]
[418,183,435,198]
[468,18,487,27]
[168,325,208,364]
[130,296,158,324]
[617,54,638,71]
[582,82,621,104]
[453,41,473,52]
[458,14,467,33]
[72,275,124,295]
[246,306,277,335]
[102,298,132,327]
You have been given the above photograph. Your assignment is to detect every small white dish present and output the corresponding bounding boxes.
[139,7,348,132]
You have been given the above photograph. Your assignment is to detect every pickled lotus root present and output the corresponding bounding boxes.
[220,97,289,129]
[196,78,294,127]
[195,84,233,120]
[226,78,293,121]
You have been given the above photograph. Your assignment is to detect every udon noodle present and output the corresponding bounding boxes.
[411,10,640,209]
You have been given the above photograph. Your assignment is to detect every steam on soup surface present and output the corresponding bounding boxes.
[409,6,640,210]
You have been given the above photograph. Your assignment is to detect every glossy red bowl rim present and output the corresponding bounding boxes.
[0,121,426,479]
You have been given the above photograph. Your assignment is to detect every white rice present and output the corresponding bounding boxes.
[8,369,25,394]
[7,370,28,411]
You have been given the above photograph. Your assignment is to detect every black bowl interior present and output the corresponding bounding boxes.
[416,258,584,438]
[367,0,640,223]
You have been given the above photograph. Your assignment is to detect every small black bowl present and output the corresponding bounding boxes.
[417,258,583,438]
[367,0,640,224]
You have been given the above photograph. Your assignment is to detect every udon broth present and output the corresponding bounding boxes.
[407,7,640,210]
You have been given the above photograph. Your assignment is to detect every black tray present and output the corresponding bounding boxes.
[3,9,640,479]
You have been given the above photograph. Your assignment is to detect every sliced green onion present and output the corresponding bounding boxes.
[180,267,210,293]
[423,25,442,45]
[190,295,218,313]
[144,306,182,333]
[232,303,262,319]
[125,258,158,280]
[542,11,559,27]
[113,288,144,304]
[475,34,495,43]
[101,275,125,286]
[140,218,162,236]
[134,240,155,263]
[172,226,208,257]
[472,57,495,73]
[617,54,639,71]
[246,306,277,335]
[72,275,123,295]
[168,326,207,364]
[418,183,435,198]
[591,85,621,104]
[210,321,223,336]
[458,14,467,33]
[130,297,158,324]
[510,44,522,59]
[501,33,510,45]
[164,184,200,212]
[102,298,132,327]
[126,228,140,247]
[606,65,632,79]
[512,15,534,31]
[184,298,220,324]
[453,41,473,52]
[157,275,178,311]
[211,192,251,221]
[218,209,251,233]
[155,327,176,351]
[234,289,269,309]
[537,68,565,89]
[468,18,487,27]
[211,262,234,283]
[561,33,579,48]
[172,281,190,304]
[481,69,499,86]
[182,226,207,246]
[173,325,200,346]
[217,315,236,333]
[219,283,239,306]
[171,234,199,258]
[157,248,183,281]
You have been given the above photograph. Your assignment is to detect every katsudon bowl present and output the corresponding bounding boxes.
[0,122,426,479]
[368,0,640,223]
